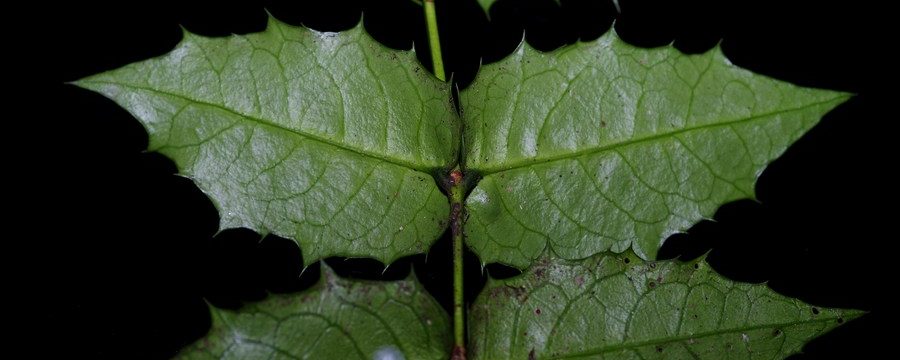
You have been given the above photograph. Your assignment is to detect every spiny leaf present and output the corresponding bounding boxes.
[461,30,849,268]
[73,8,859,358]
[469,252,862,359]
[74,16,459,266]
[176,265,451,359]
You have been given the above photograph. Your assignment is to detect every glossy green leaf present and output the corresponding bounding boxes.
[461,30,849,268]
[176,265,451,359]
[74,16,458,266]
[469,252,861,359]
[74,9,858,357]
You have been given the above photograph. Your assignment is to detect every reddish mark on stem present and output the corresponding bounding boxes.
[452,345,467,360]
[450,203,462,237]
[450,169,463,185]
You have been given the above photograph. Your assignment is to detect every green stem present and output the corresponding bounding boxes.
[424,0,446,81]
[424,2,461,356]
[448,168,466,358]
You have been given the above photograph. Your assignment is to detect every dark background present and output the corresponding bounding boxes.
[18,0,890,358]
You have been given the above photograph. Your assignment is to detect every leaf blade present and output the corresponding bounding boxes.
[75,16,458,265]
[461,31,850,267]
[176,266,452,359]
[469,252,862,359]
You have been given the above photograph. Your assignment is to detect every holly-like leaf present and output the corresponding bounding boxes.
[74,16,458,266]
[177,265,451,359]
[461,30,849,268]
[469,252,862,359]
[73,8,859,358]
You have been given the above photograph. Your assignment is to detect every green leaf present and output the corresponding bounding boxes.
[74,16,458,266]
[74,9,859,357]
[176,265,451,359]
[469,252,862,359]
[461,30,849,268]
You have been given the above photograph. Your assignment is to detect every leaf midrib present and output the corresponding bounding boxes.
[78,79,442,173]
[549,315,843,359]
[470,95,849,176]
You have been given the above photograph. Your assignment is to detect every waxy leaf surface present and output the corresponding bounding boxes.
[461,31,849,267]
[75,17,458,265]
[469,252,861,359]
[177,265,451,359]
[75,14,858,359]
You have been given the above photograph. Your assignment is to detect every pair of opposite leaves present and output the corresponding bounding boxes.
[75,14,858,360]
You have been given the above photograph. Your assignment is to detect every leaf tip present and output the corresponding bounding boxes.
[263,9,287,32]
[65,76,108,94]
[301,254,321,269]
[511,28,527,56]
[817,90,855,115]
[840,308,868,322]
[835,90,857,102]
[262,7,276,21]
[63,79,84,88]
[177,24,190,38]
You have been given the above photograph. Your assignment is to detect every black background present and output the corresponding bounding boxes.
[19,0,890,358]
